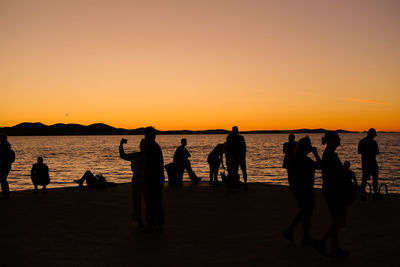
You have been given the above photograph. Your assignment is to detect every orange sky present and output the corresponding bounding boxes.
[1,0,399,131]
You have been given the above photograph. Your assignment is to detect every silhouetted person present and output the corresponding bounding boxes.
[74,170,115,188]
[31,157,50,193]
[0,133,14,199]
[283,136,321,246]
[343,161,357,187]
[358,128,380,199]
[207,143,225,185]
[225,126,247,190]
[283,133,297,191]
[316,131,349,259]
[120,138,147,230]
[143,126,165,232]
[173,138,200,184]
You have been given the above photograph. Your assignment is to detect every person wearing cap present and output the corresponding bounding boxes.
[358,128,380,199]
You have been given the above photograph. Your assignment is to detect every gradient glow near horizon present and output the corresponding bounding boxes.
[1,0,399,131]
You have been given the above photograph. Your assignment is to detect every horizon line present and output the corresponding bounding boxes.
[1,122,399,133]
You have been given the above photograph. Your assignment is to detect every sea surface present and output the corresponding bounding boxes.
[6,133,400,193]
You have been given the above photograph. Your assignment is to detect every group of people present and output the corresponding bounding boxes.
[0,127,381,251]
[282,128,380,259]
[119,126,165,232]
[205,126,247,190]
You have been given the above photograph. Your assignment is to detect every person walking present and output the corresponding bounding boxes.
[283,136,321,246]
[316,131,349,259]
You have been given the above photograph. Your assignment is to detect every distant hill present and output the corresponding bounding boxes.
[0,122,358,136]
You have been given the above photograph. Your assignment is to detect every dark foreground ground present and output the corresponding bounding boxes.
[0,183,399,267]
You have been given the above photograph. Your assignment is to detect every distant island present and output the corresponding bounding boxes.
[0,122,363,136]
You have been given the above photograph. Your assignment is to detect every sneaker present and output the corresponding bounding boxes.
[330,247,349,259]
[283,229,293,241]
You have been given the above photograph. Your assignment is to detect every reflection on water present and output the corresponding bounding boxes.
[7,133,400,193]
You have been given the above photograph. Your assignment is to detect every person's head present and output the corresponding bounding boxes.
[0,133,7,144]
[139,139,146,152]
[37,157,43,164]
[232,126,239,135]
[296,136,312,157]
[288,133,295,142]
[181,138,187,146]
[144,126,156,142]
[322,131,340,149]
[344,160,350,169]
[367,128,377,139]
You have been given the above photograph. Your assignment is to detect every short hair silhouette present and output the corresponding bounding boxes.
[367,128,377,138]
[181,138,187,146]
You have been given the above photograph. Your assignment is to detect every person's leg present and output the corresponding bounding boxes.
[372,167,379,196]
[186,161,199,183]
[330,213,349,258]
[284,210,302,241]
[131,178,140,222]
[209,163,213,183]
[31,174,38,193]
[233,162,240,189]
[155,182,165,228]
[0,165,10,199]
[144,182,155,227]
[287,168,295,192]
[240,159,247,189]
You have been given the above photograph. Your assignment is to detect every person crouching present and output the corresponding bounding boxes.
[31,157,50,193]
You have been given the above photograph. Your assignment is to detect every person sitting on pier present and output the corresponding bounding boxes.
[31,157,50,193]
[74,170,115,188]
[173,138,201,184]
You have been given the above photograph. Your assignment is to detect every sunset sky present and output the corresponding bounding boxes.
[1,0,399,131]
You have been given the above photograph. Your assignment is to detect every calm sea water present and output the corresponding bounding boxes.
[6,133,400,193]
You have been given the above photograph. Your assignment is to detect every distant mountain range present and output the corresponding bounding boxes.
[0,122,360,136]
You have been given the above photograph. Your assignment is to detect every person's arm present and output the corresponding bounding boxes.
[358,140,362,154]
[220,154,225,169]
[375,141,379,156]
[119,139,136,161]
[242,136,247,156]
[312,147,322,169]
